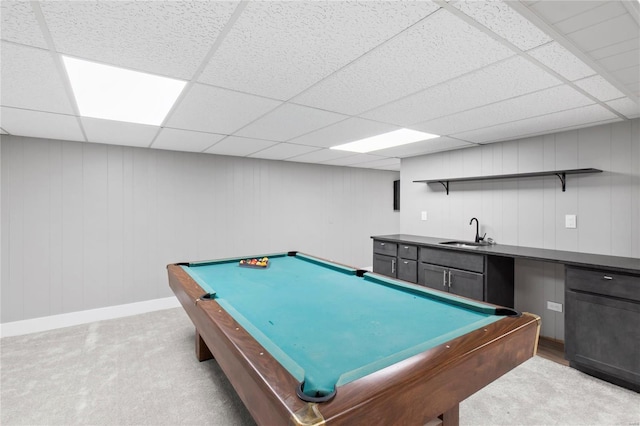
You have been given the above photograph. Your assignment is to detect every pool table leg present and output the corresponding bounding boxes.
[439,403,459,426]
[195,329,214,362]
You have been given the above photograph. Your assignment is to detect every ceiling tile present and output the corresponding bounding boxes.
[0,107,84,141]
[349,158,401,171]
[589,38,639,60]
[372,137,474,158]
[286,148,356,164]
[152,128,225,152]
[0,42,74,114]
[528,41,596,81]
[1,1,47,48]
[247,143,319,161]
[82,118,158,148]
[41,1,239,79]
[626,82,639,96]
[611,65,640,85]
[452,0,551,50]
[204,135,276,157]
[529,1,606,25]
[553,2,626,34]
[414,85,594,135]
[452,104,619,143]
[320,153,387,167]
[289,117,399,149]
[598,48,639,72]
[293,9,514,115]
[166,84,281,135]
[198,1,439,100]
[236,103,348,142]
[573,75,626,102]
[606,98,640,119]
[566,14,638,53]
[362,55,561,126]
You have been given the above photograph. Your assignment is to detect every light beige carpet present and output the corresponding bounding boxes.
[1,308,638,425]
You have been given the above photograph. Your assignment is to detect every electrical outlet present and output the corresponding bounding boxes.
[547,301,563,312]
[421,211,427,221]
[565,214,577,229]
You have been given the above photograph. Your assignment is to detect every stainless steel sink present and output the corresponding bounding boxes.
[439,240,490,248]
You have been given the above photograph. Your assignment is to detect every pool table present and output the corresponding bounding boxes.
[168,251,540,426]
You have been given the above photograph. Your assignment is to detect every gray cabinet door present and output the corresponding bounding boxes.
[418,262,448,291]
[448,267,484,300]
[566,290,640,389]
[373,254,396,278]
[397,259,417,283]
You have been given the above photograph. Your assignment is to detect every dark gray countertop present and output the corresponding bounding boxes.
[372,234,640,274]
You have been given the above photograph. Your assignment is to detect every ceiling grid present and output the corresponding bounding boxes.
[1,0,638,171]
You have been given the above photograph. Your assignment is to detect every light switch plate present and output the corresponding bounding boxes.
[421,211,427,221]
[547,301,563,312]
[565,214,576,228]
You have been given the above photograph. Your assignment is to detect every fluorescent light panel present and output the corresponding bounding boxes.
[62,56,186,126]
[331,128,439,153]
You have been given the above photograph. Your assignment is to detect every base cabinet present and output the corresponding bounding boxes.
[372,240,398,278]
[373,253,396,278]
[373,239,513,306]
[397,244,418,282]
[373,240,418,282]
[418,247,513,306]
[418,262,484,300]
[565,266,640,392]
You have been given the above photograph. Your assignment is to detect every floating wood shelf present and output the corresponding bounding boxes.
[414,168,602,195]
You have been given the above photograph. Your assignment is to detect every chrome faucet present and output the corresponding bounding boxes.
[469,217,482,243]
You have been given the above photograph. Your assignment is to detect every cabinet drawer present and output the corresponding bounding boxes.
[419,247,484,273]
[397,259,417,283]
[398,244,417,260]
[373,240,397,257]
[566,267,640,302]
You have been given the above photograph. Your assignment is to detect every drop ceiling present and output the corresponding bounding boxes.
[1,0,638,171]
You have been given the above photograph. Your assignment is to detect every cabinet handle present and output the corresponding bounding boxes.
[448,271,452,288]
[380,243,385,246]
[603,276,613,280]
[443,270,447,287]
[403,261,409,264]
[391,259,396,274]
[404,246,409,249]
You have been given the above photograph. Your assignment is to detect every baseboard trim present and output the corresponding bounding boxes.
[0,297,181,338]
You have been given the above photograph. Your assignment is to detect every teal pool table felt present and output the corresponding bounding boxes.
[183,253,503,398]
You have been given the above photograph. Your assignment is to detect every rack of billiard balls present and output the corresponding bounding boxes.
[239,257,269,268]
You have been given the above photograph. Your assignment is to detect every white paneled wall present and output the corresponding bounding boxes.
[0,136,400,323]
[401,119,639,340]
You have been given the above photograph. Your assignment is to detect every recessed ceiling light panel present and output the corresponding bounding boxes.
[330,128,439,153]
[62,56,186,126]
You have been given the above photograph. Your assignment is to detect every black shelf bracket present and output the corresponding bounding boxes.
[437,180,449,195]
[555,172,567,192]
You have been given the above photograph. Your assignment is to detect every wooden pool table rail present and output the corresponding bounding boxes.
[168,260,540,426]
